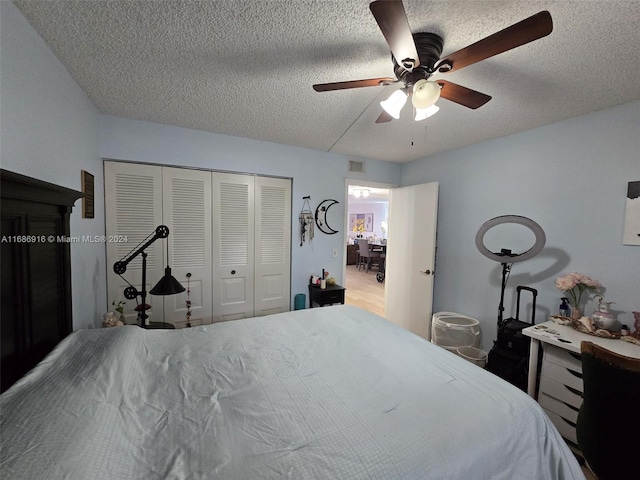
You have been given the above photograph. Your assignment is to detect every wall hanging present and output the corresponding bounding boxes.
[81,170,94,218]
[623,180,640,245]
[350,213,373,233]
[316,199,339,235]
[299,196,314,246]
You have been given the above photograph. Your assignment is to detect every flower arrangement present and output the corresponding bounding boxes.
[112,300,126,322]
[555,273,601,311]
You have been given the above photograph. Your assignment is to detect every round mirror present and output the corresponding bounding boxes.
[475,215,545,263]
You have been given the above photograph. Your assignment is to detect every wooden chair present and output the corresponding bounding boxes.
[355,239,365,269]
[576,341,640,480]
[357,239,380,273]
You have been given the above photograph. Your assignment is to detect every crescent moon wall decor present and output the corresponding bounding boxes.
[315,199,339,234]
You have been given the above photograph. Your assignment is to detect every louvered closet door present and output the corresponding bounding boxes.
[212,172,255,322]
[104,161,163,324]
[162,167,212,327]
[254,176,291,316]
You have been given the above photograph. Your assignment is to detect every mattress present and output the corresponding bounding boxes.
[0,305,584,479]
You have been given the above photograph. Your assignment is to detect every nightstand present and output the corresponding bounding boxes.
[308,284,346,308]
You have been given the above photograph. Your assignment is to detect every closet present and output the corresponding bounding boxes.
[104,161,291,327]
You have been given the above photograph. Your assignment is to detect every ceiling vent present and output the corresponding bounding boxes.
[348,161,365,174]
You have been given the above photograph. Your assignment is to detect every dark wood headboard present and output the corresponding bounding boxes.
[1,169,83,393]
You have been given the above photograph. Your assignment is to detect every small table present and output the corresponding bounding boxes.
[308,283,346,308]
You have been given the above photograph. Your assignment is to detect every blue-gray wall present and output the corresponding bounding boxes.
[401,101,640,348]
[1,2,105,328]
[99,114,401,314]
[1,1,400,328]
[2,1,638,341]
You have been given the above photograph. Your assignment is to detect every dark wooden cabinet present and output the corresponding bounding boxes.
[346,244,358,265]
[308,284,346,308]
[1,170,83,393]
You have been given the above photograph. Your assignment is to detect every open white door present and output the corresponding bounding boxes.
[385,183,439,339]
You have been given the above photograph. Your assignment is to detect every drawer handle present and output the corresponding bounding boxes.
[567,369,583,379]
[563,401,579,413]
[565,385,584,398]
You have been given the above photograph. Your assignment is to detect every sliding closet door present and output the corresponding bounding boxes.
[104,161,164,324]
[254,176,291,316]
[162,167,212,327]
[212,172,255,322]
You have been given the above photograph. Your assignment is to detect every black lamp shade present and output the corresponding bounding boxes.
[150,267,186,295]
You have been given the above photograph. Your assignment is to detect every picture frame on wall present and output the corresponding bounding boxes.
[81,170,94,219]
[622,180,639,245]
[349,213,373,233]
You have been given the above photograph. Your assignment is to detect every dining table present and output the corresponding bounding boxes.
[369,242,386,273]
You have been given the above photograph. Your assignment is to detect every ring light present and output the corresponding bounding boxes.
[475,215,546,263]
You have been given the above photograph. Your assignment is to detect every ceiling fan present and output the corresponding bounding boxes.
[313,0,553,123]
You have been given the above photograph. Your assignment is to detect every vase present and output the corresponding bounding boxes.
[571,307,581,320]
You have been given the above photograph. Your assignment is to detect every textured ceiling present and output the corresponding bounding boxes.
[12,0,640,163]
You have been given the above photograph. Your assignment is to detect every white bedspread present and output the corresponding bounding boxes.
[1,305,584,479]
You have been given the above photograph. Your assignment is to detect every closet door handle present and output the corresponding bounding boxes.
[231,270,236,275]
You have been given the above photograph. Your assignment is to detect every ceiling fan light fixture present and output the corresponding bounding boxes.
[380,90,408,119]
[412,79,441,109]
[415,104,440,121]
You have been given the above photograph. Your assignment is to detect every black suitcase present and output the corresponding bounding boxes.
[487,286,537,391]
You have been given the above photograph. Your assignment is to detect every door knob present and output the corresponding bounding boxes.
[231,270,236,275]
[420,269,432,275]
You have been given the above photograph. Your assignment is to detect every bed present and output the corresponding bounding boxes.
[0,305,584,479]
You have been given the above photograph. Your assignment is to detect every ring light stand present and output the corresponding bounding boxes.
[475,215,546,326]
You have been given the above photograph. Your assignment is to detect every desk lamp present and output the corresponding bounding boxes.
[113,225,185,327]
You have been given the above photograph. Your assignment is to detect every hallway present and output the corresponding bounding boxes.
[344,264,385,317]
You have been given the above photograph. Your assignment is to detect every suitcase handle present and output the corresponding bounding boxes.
[516,286,538,325]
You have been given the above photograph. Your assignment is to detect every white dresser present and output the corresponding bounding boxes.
[523,321,640,449]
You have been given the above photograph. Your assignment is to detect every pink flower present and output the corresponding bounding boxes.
[555,272,601,308]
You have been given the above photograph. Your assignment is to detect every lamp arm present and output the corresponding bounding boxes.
[113,225,169,274]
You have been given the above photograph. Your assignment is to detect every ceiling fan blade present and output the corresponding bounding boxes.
[313,77,397,92]
[438,11,552,73]
[436,80,491,109]
[370,0,420,71]
[375,111,394,123]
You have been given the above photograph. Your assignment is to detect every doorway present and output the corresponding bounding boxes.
[344,181,391,317]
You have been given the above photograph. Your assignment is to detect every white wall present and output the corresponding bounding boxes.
[0,2,105,329]
[401,100,640,350]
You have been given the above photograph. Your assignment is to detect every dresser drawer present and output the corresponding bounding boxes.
[323,291,344,303]
[543,409,578,444]
[544,344,582,373]
[541,360,583,391]
[539,392,580,423]
[539,375,583,408]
